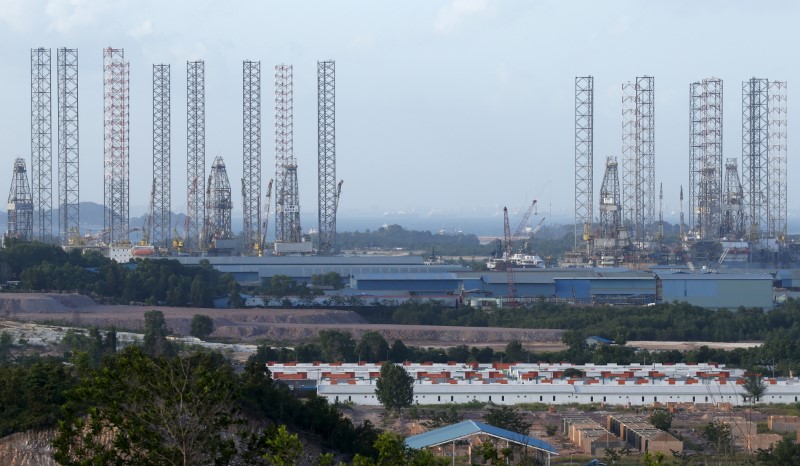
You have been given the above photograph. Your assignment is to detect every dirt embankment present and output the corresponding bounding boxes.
[0,293,564,348]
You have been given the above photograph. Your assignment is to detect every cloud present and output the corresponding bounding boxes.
[0,0,37,32]
[45,0,106,33]
[128,19,153,38]
[434,0,491,34]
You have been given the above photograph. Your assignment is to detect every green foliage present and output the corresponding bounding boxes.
[61,327,117,367]
[312,271,346,290]
[0,356,75,437]
[357,331,390,362]
[319,329,357,362]
[701,420,734,455]
[420,406,462,430]
[648,409,673,431]
[755,437,800,464]
[336,224,490,257]
[263,425,303,466]
[743,374,769,403]
[482,405,532,435]
[54,347,240,465]
[263,274,313,297]
[1,240,233,307]
[375,362,414,411]
[142,310,175,357]
[190,314,214,339]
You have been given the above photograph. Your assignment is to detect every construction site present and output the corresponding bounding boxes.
[3,49,793,272]
[8,47,338,261]
[570,76,789,270]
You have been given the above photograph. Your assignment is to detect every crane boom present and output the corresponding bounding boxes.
[503,207,517,307]
[512,199,538,239]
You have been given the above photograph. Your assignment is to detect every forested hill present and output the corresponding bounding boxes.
[335,224,492,256]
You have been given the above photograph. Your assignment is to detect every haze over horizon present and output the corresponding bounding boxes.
[0,1,797,229]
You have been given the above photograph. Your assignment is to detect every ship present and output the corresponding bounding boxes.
[486,252,545,270]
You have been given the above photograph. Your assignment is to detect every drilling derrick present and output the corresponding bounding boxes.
[275,64,302,244]
[597,157,624,266]
[574,76,593,248]
[57,48,79,246]
[207,156,233,242]
[187,60,206,250]
[31,48,52,242]
[242,60,261,255]
[621,77,655,245]
[768,81,787,240]
[103,47,130,245]
[317,60,338,254]
[7,158,34,241]
[689,78,723,240]
[742,78,769,241]
[599,157,622,240]
[152,64,171,250]
[721,158,745,239]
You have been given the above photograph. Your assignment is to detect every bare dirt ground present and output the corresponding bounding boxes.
[627,340,763,351]
[0,293,564,349]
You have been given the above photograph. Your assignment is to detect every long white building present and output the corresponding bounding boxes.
[267,361,800,407]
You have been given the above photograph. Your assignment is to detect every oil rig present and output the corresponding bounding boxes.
[569,75,789,269]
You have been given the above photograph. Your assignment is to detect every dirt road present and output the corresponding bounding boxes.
[0,293,564,349]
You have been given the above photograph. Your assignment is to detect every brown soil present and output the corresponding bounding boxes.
[0,293,564,349]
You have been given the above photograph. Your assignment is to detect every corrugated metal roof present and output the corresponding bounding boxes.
[405,420,558,454]
[353,272,458,281]
[656,273,773,281]
[482,273,555,284]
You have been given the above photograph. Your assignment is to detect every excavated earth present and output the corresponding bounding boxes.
[0,293,564,348]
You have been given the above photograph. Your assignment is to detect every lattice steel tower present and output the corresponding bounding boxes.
[621,76,655,243]
[7,158,34,241]
[57,48,79,246]
[768,81,787,240]
[574,76,593,248]
[317,60,337,254]
[187,60,206,249]
[31,48,52,242]
[742,78,769,241]
[721,158,745,239]
[103,47,130,245]
[241,60,261,254]
[152,64,170,249]
[599,157,622,240]
[206,156,233,242]
[275,64,302,244]
[689,78,723,240]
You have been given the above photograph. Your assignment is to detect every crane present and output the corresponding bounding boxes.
[333,180,344,218]
[512,199,538,240]
[503,207,518,307]
[260,179,273,254]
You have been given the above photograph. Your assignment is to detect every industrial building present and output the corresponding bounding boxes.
[268,361,800,407]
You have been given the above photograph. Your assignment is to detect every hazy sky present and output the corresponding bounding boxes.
[0,0,797,226]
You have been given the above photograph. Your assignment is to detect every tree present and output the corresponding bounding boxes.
[356,331,390,362]
[701,420,733,456]
[319,329,356,362]
[648,409,673,431]
[482,405,532,435]
[743,373,768,403]
[375,362,414,411]
[263,425,303,466]
[190,314,214,339]
[420,406,462,430]
[142,310,174,357]
[54,347,240,465]
[755,437,800,465]
[229,280,243,308]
